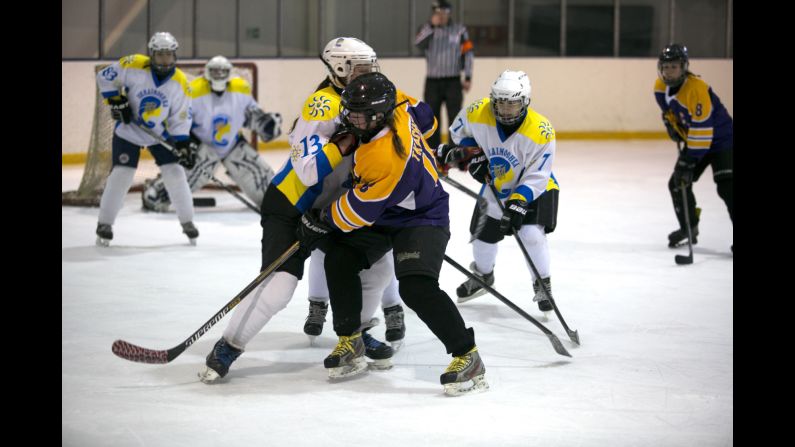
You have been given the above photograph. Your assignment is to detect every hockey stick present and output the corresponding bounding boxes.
[134,122,262,213]
[487,182,580,345]
[443,254,571,357]
[111,241,300,364]
[438,175,488,242]
[674,179,694,265]
[673,140,694,264]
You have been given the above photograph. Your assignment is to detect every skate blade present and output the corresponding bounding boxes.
[456,289,488,304]
[367,358,393,371]
[327,357,368,379]
[188,238,197,246]
[443,375,490,397]
[198,367,222,384]
[96,236,110,247]
[306,334,318,346]
[388,339,404,352]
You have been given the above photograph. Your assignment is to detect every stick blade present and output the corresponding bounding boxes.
[547,333,572,357]
[112,339,169,364]
[674,254,693,265]
[567,329,580,345]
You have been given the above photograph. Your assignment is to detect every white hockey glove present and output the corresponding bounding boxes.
[245,106,283,142]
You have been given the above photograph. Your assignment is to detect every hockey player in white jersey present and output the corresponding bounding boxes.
[198,37,418,384]
[436,70,560,313]
[95,31,198,246]
[141,55,280,212]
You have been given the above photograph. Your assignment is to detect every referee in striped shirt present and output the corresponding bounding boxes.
[415,0,474,150]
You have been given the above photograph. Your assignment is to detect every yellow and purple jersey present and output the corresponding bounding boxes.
[273,86,437,214]
[324,96,448,232]
[654,74,733,158]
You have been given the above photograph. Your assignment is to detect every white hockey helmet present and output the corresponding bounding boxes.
[148,32,179,77]
[490,70,532,126]
[204,55,233,93]
[321,37,379,89]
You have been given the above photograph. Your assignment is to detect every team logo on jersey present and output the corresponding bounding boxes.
[486,151,519,199]
[138,96,163,128]
[212,115,232,146]
[308,95,331,117]
[101,66,118,81]
[467,99,485,113]
[539,121,554,140]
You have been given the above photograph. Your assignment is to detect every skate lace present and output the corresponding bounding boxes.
[307,303,327,324]
[213,341,241,366]
[445,354,472,373]
[331,335,357,357]
[384,309,403,330]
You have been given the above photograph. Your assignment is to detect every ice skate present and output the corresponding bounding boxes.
[324,332,367,379]
[198,337,243,384]
[303,300,328,344]
[667,225,698,248]
[440,346,489,396]
[181,221,199,245]
[362,330,393,370]
[96,223,113,247]
[456,262,494,303]
[533,277,554,318]
[383,304,405,351]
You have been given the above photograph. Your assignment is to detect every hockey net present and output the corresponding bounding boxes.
[62,62,258,207]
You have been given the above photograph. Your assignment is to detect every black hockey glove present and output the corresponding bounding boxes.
[499,198,529,235]
[435,144,467,166]
[467,152,490,184]
[108,96,132,124]
[673,153,698,187]
[662,113,684,143]
[296,209,333,254]
[329,127,360,156]
[174,138,199,169]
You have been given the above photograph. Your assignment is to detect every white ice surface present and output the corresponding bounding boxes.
[62,141,732,446]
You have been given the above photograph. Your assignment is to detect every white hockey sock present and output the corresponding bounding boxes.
[380,276,401,308]
[517,224,550,279]
[307,249,330,304]
[159,163,195,223]
[360,253,393,321]
[472,239,498,274]
[98,166,136,225]
[223,271,298,348]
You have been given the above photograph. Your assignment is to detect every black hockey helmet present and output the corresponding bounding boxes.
[340,72,397,141]
[657,43,689,87]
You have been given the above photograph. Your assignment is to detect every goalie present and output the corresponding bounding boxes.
[142,55,281,212]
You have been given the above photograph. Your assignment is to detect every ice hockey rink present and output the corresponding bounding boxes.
[62,140,733,446]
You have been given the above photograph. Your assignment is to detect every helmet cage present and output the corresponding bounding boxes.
[148,32,179,77]
[204,56,233,92]
[657,44,689,87]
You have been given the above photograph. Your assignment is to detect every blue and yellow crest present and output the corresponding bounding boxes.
[212,115,232,146]
[138,97,162,128]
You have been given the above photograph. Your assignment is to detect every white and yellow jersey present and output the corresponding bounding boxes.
[189,77,257,158]
[96,54,192,146]
[449,97,558,218]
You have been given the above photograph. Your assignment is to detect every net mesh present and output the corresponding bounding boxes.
[62,62,257,206]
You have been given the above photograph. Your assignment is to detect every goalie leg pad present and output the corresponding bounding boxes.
[222,140,276,206]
